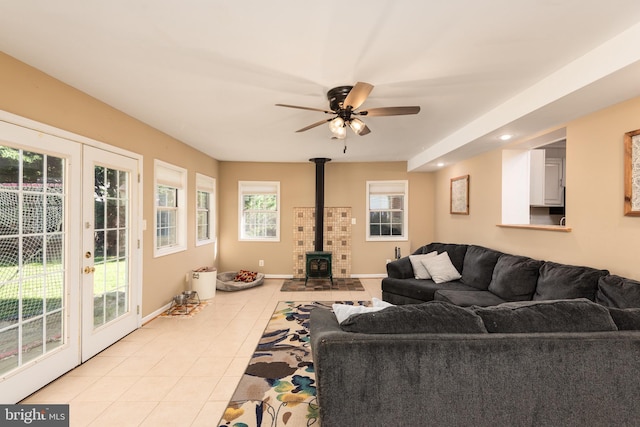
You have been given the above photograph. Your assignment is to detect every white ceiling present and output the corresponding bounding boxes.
[2,1,640,171]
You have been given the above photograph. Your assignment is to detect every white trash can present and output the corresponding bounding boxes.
[192,268,217,300]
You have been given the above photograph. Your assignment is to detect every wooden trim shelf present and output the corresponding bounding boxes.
[497,224,572,232]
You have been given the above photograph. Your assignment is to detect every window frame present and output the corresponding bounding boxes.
[366,180,409,242]
[195,173,216,246]
[238,181,280,242]
[154,160,187,257]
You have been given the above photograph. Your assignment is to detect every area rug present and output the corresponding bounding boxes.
[218,300,368,427]
[280,278,364,292]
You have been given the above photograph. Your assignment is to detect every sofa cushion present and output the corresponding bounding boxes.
[596,275,640,308]
[461,245,503,290]
[421,243,468,273]
[606,307,640,330]
[382,277,479,303]
[340,301,487,334]
[421,252,461,283]
[434,290,507,307]
[533,262,609,301]
[473,299,618,333]
[488,254,543,301]
[408,251,437,279]
[385,256,415,280]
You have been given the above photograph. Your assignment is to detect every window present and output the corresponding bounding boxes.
[154,160,186,256]
[501,128,567,228]
[196,173,215,246]
[366,180,408,241]
[239,181,280,241]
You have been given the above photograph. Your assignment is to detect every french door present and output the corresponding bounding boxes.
[81,146,139,361]
[0,120,141,402]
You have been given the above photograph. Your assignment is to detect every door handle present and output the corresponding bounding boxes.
[84,266,95,274]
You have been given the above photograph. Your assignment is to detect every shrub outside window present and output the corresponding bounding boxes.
[239,181,280,241]
[366,180,408,241]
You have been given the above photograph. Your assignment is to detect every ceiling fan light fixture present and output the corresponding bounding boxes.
[329,117,344,133]
[333,125,347,139]
[349,118,366,135]
[277,81,420,137]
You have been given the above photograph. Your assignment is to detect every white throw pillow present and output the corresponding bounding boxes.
[409,251,438,279]
[420,251,462,283]
[372,297,394,309]
[332,298,394,324]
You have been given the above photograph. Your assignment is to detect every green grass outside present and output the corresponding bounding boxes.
[0,259,127,321]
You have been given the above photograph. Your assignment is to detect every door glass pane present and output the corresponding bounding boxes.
[22,318,44,364]
[92,165,129,330]
[0,146,66,376]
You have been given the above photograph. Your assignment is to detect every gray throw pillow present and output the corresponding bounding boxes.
[607,307,640,330]
[473,299,618,333]
[340,301,487,334]
[533,262,609,301]
[596,275,640,308]
[423,243,468,273]
[488,254,543,301]
[461,245,503,290]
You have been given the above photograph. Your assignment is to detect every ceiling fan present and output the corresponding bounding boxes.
[276,82,420,139]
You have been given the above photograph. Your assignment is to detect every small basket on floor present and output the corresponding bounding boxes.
[216,271,265,291]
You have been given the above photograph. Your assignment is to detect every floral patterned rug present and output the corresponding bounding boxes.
[218,300,368,427]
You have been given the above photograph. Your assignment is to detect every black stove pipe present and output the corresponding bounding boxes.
[310,158,331,252]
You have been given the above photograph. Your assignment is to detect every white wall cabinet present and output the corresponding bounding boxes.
[543,157,564,206]
[529,149,564,207]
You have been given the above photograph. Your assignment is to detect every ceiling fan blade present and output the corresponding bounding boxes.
[296,119,331,132]
[343,82,374,110]
[276,103,333,114]
[358,124,371,136]
[359,106,420,117]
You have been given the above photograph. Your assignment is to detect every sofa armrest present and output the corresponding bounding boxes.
[385,256,414,279]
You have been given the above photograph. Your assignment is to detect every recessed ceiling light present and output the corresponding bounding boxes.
[436,162,445,167]
[499,134,513,141]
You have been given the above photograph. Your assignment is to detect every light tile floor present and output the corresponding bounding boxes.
[21,278,383,426]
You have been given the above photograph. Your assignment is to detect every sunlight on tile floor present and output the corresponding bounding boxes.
[21,278,382,426]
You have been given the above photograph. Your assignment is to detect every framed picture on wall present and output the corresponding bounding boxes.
[624,129,640,216]
[450,175,469,215]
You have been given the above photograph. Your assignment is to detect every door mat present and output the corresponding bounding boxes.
[159,301,209,318]
[280,278,364,291]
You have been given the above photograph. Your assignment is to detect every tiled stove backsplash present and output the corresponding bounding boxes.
[292,207,352,278]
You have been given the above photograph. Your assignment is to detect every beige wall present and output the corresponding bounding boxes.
[0,52,219,316]
[5,44,639,315]
[218,161,435,275]
[433,96,640,280]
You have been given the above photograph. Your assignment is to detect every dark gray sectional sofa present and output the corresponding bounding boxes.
[382,242,629,307]
[310,242,640,426]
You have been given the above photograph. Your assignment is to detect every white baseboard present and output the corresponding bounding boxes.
[264,274,294,279]
[142,302,172,324]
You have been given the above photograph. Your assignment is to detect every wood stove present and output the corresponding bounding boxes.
[305,251,333,285]
[305,158,333,286]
